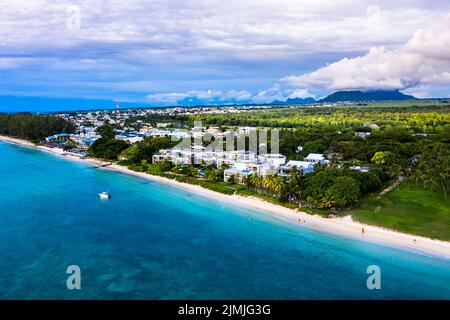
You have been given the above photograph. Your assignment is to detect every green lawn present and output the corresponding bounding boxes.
[345,181,450,241]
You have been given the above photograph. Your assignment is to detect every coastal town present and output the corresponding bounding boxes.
[42,120,332,184]
[40,102,391,189]
[34,102,448,215]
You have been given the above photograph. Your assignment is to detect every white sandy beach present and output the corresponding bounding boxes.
[1,134,450,259]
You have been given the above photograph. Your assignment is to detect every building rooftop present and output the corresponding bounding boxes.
[305,153,324,159]
[282,160,314,169]
[224,168,253,174]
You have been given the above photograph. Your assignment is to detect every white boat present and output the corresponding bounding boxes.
[98,192,111,199]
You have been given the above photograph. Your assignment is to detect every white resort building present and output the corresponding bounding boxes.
[151,126,328,184]
[153,146,288,183]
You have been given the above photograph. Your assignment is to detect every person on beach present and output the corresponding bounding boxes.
[361,227,365,234]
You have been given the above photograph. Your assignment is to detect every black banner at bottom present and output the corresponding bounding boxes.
[1,300,447,319]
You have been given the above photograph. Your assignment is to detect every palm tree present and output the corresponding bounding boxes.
[186,165,198,178]
[388,163,401,181]
[242,175,252,189]
[287,177,302,200]
[411,169,424,195]
[329,156,340,169]
[250,174,262,191]
[205,165,218,182]
[320,193,335,209]
[438,170,449,199]
[227,174,236,184]
[314,162,327,173]
[307,196,320,209]
[263,175,275,194]
[425,173,439,193]
[290,166,301,182]
[292,186,302,200]
[272,176,286,198]
[255,175,263,191]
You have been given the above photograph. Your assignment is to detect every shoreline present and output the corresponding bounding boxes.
[1,134,450,259]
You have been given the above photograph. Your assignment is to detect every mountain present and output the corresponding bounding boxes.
[271,97,316,105]
[319,90,416,103]
[0,96,150,113]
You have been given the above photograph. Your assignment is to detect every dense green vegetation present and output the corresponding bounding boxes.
[118,136,178,164]
[410,144,449,199]
[127,104,450,129]
[200,106,449,129]
[302,165,383,208]
[87,124,130,160]
[88,138,130,160]
[0,113,75,142]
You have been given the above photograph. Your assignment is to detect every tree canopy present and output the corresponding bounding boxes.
[96,124,116,140]
[0,113,75,141]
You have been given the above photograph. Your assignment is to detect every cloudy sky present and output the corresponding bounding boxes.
[1,0,449,107]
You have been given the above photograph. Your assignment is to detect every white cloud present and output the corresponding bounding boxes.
[0,1,449,101]
[0,1,446,60]
[224,90,253,100]
[402,85,431,99]
[146,92,188,104]
[187,90,222,100]
[146,89,253,104]
[250,85,314,103]
[146,86,313,104]
[287,89,314,99]
[282,14,450,92]
[252,85,285,103]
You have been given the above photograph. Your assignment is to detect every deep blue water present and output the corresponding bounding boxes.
[0,141,449,299]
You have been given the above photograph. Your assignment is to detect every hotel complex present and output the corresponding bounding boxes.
[45,122,329,183]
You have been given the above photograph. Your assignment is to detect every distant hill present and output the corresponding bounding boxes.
[319,90,416,103]
[271,97,316,105]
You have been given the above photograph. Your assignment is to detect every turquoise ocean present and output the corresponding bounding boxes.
[0,141,449,299]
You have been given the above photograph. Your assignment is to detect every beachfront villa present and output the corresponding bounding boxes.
[153,145,288,182]
[153,147,196,165]
[278,160,316,177]
[277,152,330,177]
[223,152,330,182]
[303,153,327,163]
[115,132,145,144]
[45,133,72,142]
[145,128,190,140]
[46,132,98,149]
[223,167,254,184]
[152,137,331,183]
